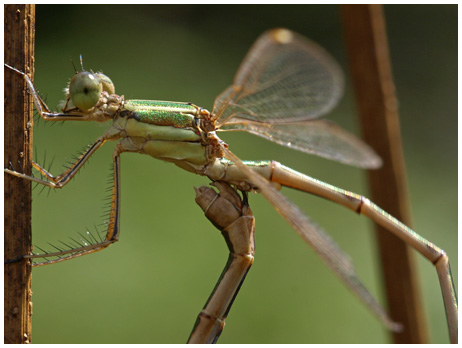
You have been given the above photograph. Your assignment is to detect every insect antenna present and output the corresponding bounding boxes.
[69,56,79,74]
[79,54,86,72]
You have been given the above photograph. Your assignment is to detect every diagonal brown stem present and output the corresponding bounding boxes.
[342,4,427,343]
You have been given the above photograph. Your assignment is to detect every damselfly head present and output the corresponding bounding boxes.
[68,71,115,112]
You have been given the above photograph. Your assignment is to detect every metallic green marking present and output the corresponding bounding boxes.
[127,100,198,111]
[133,109,194,129]
[124,100,199,129]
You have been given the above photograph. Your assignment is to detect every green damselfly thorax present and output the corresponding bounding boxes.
[5,28,457,343]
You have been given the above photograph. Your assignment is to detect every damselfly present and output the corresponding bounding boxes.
[5,28,457,343]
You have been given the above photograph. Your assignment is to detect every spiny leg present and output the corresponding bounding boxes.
[188,182,255,344]
[5,65,100,187]
[5,64,87,121]
[5,137,106,188]
[5,65,123,265]
[14,145,122,266]
[5,64,111,188]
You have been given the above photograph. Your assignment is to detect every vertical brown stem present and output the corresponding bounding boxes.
[341,5,427,343]
[4,4,35,344]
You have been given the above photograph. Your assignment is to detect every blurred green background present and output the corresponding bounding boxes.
[19,4,457,343]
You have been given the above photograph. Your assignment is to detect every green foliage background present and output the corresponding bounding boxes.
[22,5,457,343]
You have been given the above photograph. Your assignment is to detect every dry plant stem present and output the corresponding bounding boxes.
[342,4,427,343]
[4,4,35,344]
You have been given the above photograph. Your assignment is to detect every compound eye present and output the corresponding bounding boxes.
[69,71,102,111]
[95,73,115,95]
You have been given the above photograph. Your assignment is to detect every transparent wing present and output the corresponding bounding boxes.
[219,119,382,169]
[221,147,400,332]
[212,28,344,125]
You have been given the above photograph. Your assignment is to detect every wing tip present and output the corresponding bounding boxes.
[269,28,294,44]
[363,154,383,170]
